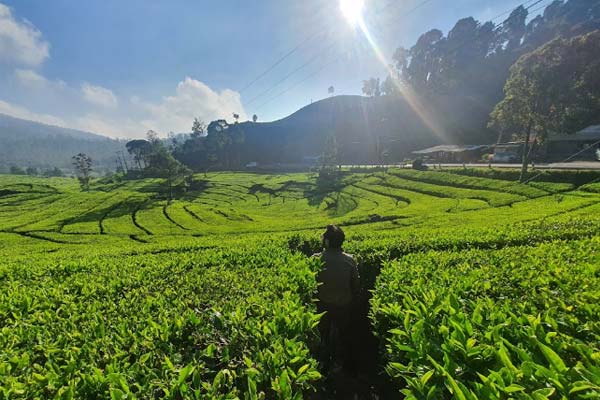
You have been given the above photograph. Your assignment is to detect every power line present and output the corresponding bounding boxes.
[238,30,324,93]
[523,139,600,184]
[237,2,340,93]
[244,41,338,106]
[417,0,553,64]
[489,0,542,22]
[250,0,551,115]
[378,0,436,15]
[253,54,342,111]
[248,0,436,111]
[526,0,554,16]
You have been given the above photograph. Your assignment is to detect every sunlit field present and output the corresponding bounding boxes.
[1,169,600,398]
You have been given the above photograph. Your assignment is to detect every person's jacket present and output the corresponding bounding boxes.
[313,248,360,307]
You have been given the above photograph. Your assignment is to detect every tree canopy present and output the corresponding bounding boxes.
[489,29,600,180]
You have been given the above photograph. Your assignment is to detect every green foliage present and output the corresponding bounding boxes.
[72,153,93,191]
[0,245,321,399]
[1,168,600,398]
[489,30,600,140]
[371,238,600,398]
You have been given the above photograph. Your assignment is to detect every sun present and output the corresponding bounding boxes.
[339,0,365,26]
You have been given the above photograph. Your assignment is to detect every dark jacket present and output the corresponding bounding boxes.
[313,249,360,306]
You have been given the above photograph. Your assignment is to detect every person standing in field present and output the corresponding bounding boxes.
[313,224,360,373]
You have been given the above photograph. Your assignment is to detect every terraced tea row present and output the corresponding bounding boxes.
[1,170,600,398]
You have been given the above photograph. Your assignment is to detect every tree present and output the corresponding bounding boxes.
[144,138,191,201]
[72,153,93,190]
[191,118,206,138]
[146,130,160,144]
[489,30,600,181]
[404,29,444,88]
[43,167,64,177]
[9,165,25,175]
[232,113,240,123]
[205,119,246,170]
[392,46,409,78]
[252,114,258,123]
[382,74,399,96]
[126,139,152,170]
[328,86,335,96]
[26,166,38,176]
[362,78,380,97]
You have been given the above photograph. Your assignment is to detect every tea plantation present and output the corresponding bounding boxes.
[1,169,599,399]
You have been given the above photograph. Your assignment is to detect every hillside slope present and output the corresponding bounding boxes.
[239,94,496,164]
[0,113,124,172]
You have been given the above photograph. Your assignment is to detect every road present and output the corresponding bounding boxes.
[345,161,600,170]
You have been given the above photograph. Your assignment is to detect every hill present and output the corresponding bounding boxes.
[236,94,496,165]
[0,113,125,173]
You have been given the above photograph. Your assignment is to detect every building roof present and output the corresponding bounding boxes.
[412,144,490,154]
[547,125,600,142]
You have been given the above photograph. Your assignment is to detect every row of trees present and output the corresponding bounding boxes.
[7,165,64,177]
[364,0,600,180]
[166,116,247,171]
[387,1,599,98]
[119,113,248,199]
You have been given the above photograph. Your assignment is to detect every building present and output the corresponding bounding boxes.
[412,145,491,163]
[492,142,524,163]
[544,125,600,161]
[302,155,320,166]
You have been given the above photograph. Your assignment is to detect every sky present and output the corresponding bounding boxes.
[0,0,537,138]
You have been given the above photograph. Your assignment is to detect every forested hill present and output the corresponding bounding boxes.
[372,0,600,144]
[237,94,496,164]
[227,0,600,165]
[0,113,124,173]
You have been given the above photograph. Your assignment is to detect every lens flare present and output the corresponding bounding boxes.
[339,0,365,26]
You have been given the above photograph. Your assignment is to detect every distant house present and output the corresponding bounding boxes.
[302,155,320,166]
[544,125,600,161]
[492,142,524,163]
[412,145,490,163]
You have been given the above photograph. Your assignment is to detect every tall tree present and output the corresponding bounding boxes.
[144,138,191,201]
[362,78,380,97]
[252,114,258,123]
[191,118,206,138]
[126,139,152,170]
[72,153,93,191]
[328,86,335,96]
[382,74,399,96]
[205,119,232,168]
[489,30,600,181]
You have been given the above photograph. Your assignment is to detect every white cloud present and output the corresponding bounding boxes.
[81,83,118,108]
[138,77,247,134]
[14,68,66,90]
[0,99,65,126]
[0,3,49,66]
[14,68,47,87]
[0,76,246,139]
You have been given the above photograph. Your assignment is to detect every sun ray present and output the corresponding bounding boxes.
[356,18,447,142]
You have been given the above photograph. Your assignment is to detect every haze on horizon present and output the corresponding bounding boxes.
[0,0,530,138]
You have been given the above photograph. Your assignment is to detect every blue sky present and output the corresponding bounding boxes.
[0,0,534,138]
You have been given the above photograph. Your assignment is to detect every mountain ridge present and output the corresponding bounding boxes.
[0,113,113,141]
